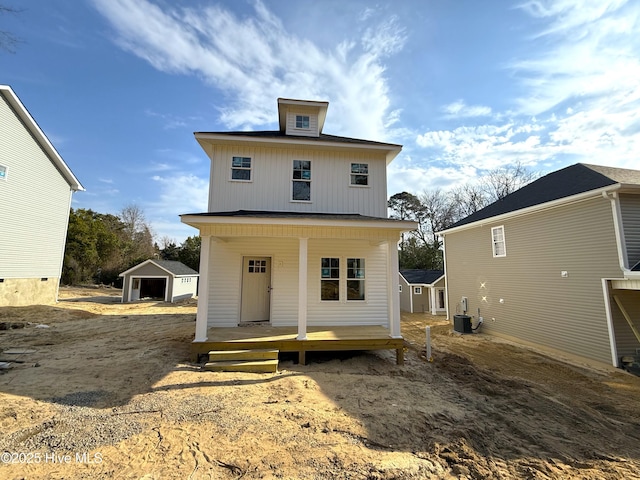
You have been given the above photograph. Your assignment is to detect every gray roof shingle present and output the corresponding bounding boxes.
[400,269,444,285]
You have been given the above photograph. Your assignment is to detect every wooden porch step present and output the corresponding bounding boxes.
[208,349,279,362]
[203,359,279,373]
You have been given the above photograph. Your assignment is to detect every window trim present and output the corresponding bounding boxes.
[491,225,507,257]
[295,115,310,129]
[230,156,252,182]
[346,258,366,301]
[321,257,340,301]
[349,162,369,187]
[413,286,422,295]
[292,159,311,202]
[320,257,367,302]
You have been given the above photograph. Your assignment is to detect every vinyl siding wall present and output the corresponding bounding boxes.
[0,93,72,285]
[204,235,393,328]
[171,276,197,302]
[399,276,411,312]
[284,108,320,137]
[206,144,388,217]
[619,193,640,268]
[444,196,622,365]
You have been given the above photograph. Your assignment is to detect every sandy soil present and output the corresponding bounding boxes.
[0,286,639,479]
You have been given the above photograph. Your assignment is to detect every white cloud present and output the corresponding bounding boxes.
[441,100,492,118]
[92,0,405,142]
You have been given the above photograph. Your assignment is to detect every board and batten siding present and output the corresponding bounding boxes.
[204,236,392,328]
[0,92,72,280]
[207,144,388,217]
[619,193,640,268]
[444,196,622,365]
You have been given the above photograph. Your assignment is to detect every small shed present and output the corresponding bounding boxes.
[399,270,446,314]
[119,259,198,303]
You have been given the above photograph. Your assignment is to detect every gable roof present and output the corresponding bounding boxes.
[119,259,198,277]
[0,85,84,191]
[400,269,444,285]
[447,163,640,230]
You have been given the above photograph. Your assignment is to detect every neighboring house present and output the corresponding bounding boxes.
[181,98,416,347]
[399,269,445,314]
[0,85,84,306]
[119,259,198,303]
[439,163,640,368]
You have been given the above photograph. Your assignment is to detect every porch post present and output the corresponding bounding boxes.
[297,237,308,340]
[194,235,211,342]
[387,239,402,338]
[430,286,437,315]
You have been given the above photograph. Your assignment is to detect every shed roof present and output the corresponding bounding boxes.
[448,163,640,229]
[400,269,444,285]
[119,259,198,277]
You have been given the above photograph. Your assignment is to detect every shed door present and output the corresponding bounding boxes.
[240,257,271,322]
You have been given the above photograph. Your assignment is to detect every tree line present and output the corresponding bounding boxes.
[389,162,537,270]
[62,205,200,286]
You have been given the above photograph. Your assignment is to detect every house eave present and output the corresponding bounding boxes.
[180,213,417,232]
[194,132,402,163]
[0,85,84,192]
[438,184,622,236]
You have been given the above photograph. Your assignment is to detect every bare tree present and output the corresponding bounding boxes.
[450,183,488,219]
[482,161,538,202]
[418,189,457,244]
[0,5,23,53]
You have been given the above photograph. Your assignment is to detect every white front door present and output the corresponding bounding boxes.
[240,257,271,322]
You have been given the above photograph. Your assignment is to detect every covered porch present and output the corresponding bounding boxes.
[190,325,405,365]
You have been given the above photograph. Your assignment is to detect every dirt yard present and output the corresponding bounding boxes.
[0,286,639,479]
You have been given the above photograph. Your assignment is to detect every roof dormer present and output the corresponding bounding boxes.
[277,98,329,137]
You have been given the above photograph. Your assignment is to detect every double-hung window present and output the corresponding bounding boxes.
[347,258,365,301]
[231,156,251,181]
[292,160,311,201]
[350,163,368,186]
[321,258,340,301]
[296,115,310,129]
[491,226,506,257]
[320,257,366,301]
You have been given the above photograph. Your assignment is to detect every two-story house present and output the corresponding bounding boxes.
[0,85,83,306]
[439,163,640,369]
[181,98,416,363]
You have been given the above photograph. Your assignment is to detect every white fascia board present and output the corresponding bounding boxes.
[119,259,155,277]
[194,132,402,159]
[0,85,84,191]
[180,214,417,232]
[438,184,621,236]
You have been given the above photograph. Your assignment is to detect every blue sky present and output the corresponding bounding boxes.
[2,0,639,242]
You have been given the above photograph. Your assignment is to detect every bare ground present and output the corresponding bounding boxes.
[0,286,639,479]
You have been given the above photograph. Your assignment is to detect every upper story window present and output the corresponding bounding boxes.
[295,115,310,129]
[231,156,251,181]
[492,225,506,257]
[292,160,311,201]
[350,163,368,186]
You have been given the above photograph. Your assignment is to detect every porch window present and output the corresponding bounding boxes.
[231,156,251,181]
[350,163,368,186]
[347,258,365,301]
[296,115,310,129]
[414,286,422,295]
[491,225,506,257]
[321,257,340,301]
[292,160,311,201]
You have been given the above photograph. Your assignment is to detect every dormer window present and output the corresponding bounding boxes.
[295,115,310,129]
[231,156,252,181]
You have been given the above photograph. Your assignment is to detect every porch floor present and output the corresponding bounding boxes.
[191,325,404,365]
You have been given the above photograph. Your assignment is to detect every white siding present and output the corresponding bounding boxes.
[0,93,72,280]
[307,239,389,327]
[205,237,391,328]
[171,276,198,301]
[208,145,388,217]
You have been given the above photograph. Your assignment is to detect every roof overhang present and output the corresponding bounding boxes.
[0,85,84,191]
[438,184,623,236]
[194,132,402,164]
[181,212,417,232]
